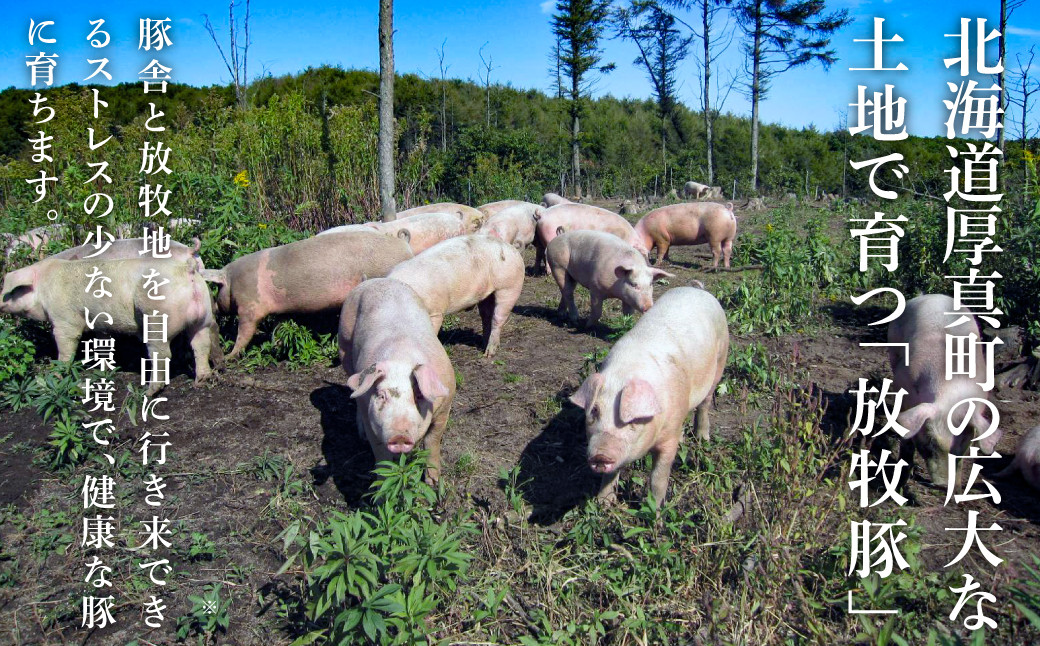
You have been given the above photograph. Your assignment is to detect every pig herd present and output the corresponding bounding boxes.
[1,195,1036,504]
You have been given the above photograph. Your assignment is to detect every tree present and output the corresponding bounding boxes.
[999,1,1029,159]
[1007,46,1040,190]
[436,39,449,152]
[734,0,850,192]
[478,42,497,127]
[378,0,396,220]
[616,1,694,171]
[203,0,251,109]
[552,0,616,199]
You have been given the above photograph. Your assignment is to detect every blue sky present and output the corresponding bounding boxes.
[4,0,1039,136]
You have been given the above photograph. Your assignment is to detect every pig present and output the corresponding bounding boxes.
[2,224,68,259]
[705,186,724,200]
[569,285,729,504]
[317,223,379,236]
[477,199,527,218]
[366,212,468,254]
[546,230,673,328]
[387,235,525,357]
[0,256,219,395]
[633,202,737,269]
[478,202,543,249]
[682,181,709,199]
[339,278,456,484]
[541,192,571,207]
[533,203,645,273]
[995,425,1040,491]
[888,294,1002,489]
[50,237,197,262]
[396,202,485,231]
[202,230,413,359]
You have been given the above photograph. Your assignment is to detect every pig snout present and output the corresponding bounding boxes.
[638,295,652,312]
[386,435,415,453]
[588,454,618,473]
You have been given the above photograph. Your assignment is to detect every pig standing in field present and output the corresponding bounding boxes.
[682,181,709,199]
[478,202,543,249]
[387,235,525,358]
[203,230,413,359]
[477,199,527,218]
[569,285,729,504]
[996,425,1040,491]
[546,230,673,328]
[888,294,1002,488]
[0,256,219,395]
[396,202,485,231]
[339,278,456,483]
[366,212,468,254]
[541,192,571,207]
[533,203,645,273]
[633,202,737,269]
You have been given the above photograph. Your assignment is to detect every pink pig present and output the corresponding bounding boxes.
[396,202,485,231]
[478,203,543,249]
[366,212,468,254]
[339,278,456,483]
[569,285,729,504]
[633,202,737,269]
[546,230,672,328]
[533,203,645,273]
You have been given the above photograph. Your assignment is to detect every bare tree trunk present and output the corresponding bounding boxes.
[750,11,761,193]
[703,0,714,185]
[999,0,1007,161]
[571,113,581,199]
[437,39,448,152]
[378,0,396,221]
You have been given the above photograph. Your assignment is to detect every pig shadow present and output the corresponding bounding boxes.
[821,303,890,340]
[511,388,603,525]
[309,382,375,506]
[437,326,486,352]
[511,303,559,323]
[511,304,617,340]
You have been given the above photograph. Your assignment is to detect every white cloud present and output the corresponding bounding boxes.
[1008,26,1040,38]
[540,0,554,14]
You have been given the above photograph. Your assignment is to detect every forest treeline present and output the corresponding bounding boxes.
[0,66,1033,230]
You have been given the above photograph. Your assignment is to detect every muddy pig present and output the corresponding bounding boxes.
[478,203,543,249]
[888,294,1002,488]
[366,212,468,254]
[633,202,737,269]
[533,203,644,273]
[0,256,218,395]
[396,202,485,231]
[569,285,729,505]
[203,230,413,359]
[546,230,672,328]
[387,235,525,357]
[339,278,455,484]
[996,425,1040,491]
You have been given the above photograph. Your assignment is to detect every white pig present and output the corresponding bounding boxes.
[386,235,525,358]
[888,294,1002,488]
[339,278,456,484]
[569,285,729,504]
[546,229,673,328]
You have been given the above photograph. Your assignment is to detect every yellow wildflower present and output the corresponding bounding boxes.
[233,170,250,188]
[258,223,267,230]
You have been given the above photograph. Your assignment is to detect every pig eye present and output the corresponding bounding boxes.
[589,405,600,421]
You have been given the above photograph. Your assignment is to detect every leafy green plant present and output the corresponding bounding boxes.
[0,319,35,382]
[176,583,231,645]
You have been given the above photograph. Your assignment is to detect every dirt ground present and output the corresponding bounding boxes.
[0,204,1038,644]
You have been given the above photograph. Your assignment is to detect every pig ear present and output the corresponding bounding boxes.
[347,363,386,398]
[896,403,938,439]
[569,373,604,410]
[201,269,226,286]
[413,364,450,402]
[396,229,411,244]
[2,267,36,299]
[619,378,660,425]
[650,268,675,281]
[971,406,1002,454]
[614,262,635,279]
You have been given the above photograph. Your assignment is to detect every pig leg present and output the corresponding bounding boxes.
[654,239,671,267]
[143,341,172,396]
[208,326,226,371]
[722,238,733,269]
[649,440,679,505]
[694,402,711,441]
[482,284,522,358]
[533,242,547,275]
[227,309,262,360]
[585,293,604,328]
[596,470,621,504]
[429,313,444,331]
[188,325,214,385]
[710,241,722,271]
[558,273,580,323]
[423,402,452,485]
[53,327,83,362]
